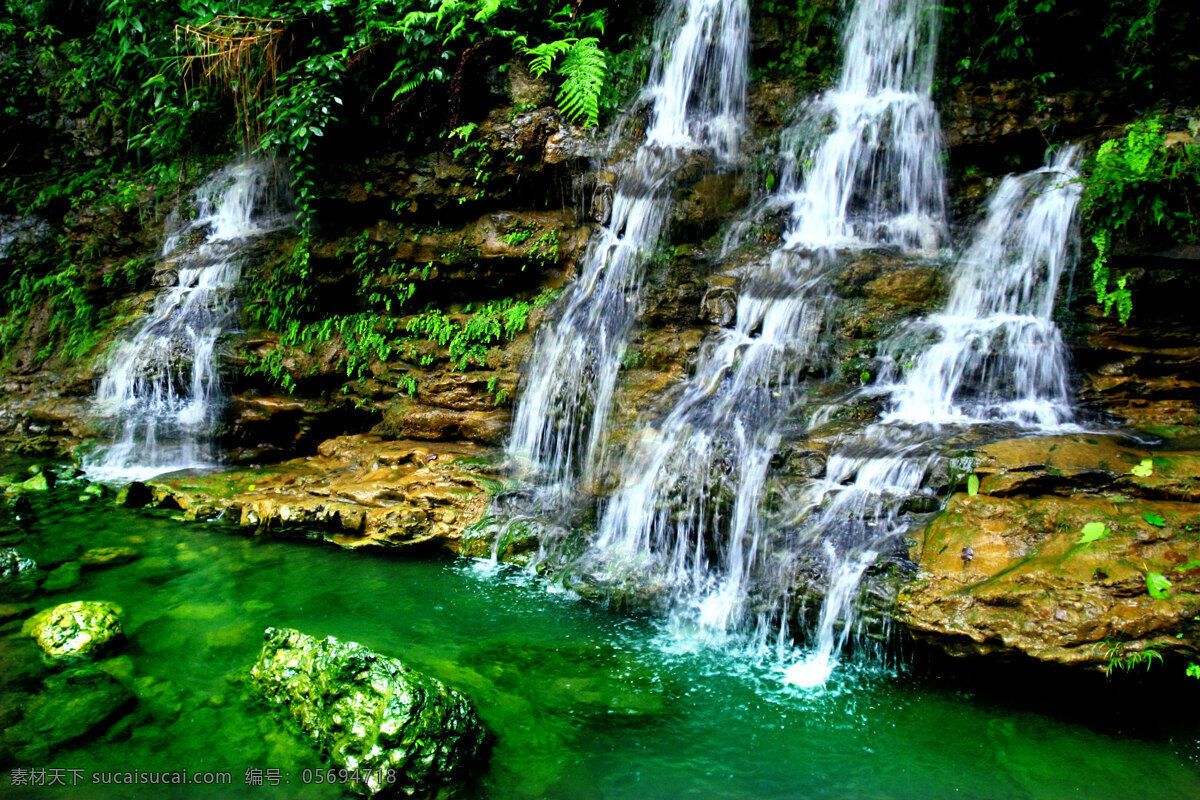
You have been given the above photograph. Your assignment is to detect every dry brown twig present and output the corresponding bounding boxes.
[175,15,287,147]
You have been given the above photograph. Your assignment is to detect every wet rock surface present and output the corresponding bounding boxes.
[26,600,125,662]
[1073,258,1200,442]
[0,547,36,583]
[147,436,502,553]
[250,626,489,798]
[898,434,1200,669]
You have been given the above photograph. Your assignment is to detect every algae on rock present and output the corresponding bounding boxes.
[250,627,489,797]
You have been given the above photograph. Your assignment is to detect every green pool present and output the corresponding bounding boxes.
[2,481,1198,799]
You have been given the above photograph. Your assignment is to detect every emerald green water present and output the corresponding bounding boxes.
[2,484,1199,799]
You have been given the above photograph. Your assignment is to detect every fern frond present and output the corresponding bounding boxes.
[525,38,574,77]
[473,0,504,23]
[555,37,606,127]
[580,10,607,35]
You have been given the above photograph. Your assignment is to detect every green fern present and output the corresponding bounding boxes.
[526,38,573,77]
[526,37,606,127]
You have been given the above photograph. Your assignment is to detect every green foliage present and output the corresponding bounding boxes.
[941,1,1198,98]
[1077,522,1108,544]
[1082,115,1200,324]
[245,232,556,391]
[1130,458,1156,478]
[527,36,606,127]
[751,0,838,84]
[1102,645,1164,676]
[1187,663,1200,679]
[966,474,980,496]
[1143,513,1167,528]
[1146,570,1172,599]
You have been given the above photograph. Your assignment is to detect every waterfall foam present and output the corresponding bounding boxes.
[506,0,749,498]
[85,159,292,482]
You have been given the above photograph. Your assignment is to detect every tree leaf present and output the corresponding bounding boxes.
[1142,512,1166,528]
[1146,571,1172,599]
[967,474,980,496]
[1130,458,1154,477]
[1077,522,1108,544]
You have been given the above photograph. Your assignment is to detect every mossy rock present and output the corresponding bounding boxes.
[3,667,134,762]
[250,627,489,797]
[26,601,125,662]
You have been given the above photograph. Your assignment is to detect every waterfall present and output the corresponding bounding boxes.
[506,0,749,497]
[777,0,945,252]
[85,159,292,482]
[782,147,1083,687]
[879,146,1082,428]
[576,0,946,654]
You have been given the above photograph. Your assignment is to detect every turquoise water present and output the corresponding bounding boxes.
[2,482,1199,799]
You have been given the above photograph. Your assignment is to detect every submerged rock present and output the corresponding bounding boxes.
[898,434,1200,669]
[27,600,125,662]
[80,546,141,568]
[0,547,36,582]
[3,667,134,761]
[42,560,81,592]
[250,627,488,797]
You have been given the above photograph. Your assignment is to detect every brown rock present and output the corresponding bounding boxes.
[863,268,942,306]
[149,437,501,554]
[898,434,1200,669]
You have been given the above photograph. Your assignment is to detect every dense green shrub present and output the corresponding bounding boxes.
[1082,114,1200,322]
[0,0,634,366]
[940,0,1198,100]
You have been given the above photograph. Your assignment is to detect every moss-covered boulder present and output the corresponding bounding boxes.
[250,627,489,797]
[26,600,125,662]
[898,434,1200,670]
[2,667,134,762]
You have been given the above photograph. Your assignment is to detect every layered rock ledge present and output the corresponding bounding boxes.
[144,436,502,553]
[899,434,1200,669]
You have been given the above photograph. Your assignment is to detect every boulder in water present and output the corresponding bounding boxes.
[80,546,141,568]
[27,600,125,662]
[3,667,134,762]
[0,547,36,582]
[250,627,489,797]
[42,560,82,592]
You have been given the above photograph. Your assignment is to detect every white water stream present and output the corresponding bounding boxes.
[578,0,947,662]
[506,0,749,498]
[782,147,1083,687]
[85,160,291,482]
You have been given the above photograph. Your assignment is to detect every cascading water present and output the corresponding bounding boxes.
[782,146,1084,687]
[576,0,946,653]
[776,0,945,253]
[506,0,749,497]
[85,160,291,482]
[879,146,1082,428]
